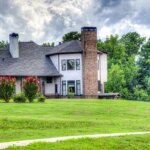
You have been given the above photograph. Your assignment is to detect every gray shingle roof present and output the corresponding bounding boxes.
[0,40,105,76]
[45,40,83,55]
[0,42,61,76]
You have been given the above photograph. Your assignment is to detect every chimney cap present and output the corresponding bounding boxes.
[9,33,19,37]
[81,27,97,31]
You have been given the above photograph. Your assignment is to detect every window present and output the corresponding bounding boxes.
[67,59,75,70]
[62,81,66,95]
[47,77,52,83]
[62,60,66,71]
[76,80,81,95]
[76,59,80,70]
[68,81,75,94]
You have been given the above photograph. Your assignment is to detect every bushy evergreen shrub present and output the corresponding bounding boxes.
[0,77,16,103]
[23,77,39,103]
[13,93,27,103]
[38,95,46,103]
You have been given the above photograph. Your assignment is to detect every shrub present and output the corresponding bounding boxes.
[133,88,149,101]
[13,93,27,103]
[0,76,16,103]
[67,88,74,98]
[23,77,39,103]
[38,95,46,103]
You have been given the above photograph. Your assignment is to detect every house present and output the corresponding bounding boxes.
[0,27,107,98]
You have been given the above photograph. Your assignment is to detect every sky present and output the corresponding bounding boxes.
[0,0,150,44]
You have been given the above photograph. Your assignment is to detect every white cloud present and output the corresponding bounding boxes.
[0,0,150,44]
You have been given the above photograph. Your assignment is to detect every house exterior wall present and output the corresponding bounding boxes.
[50,53,83,95]
[97,53,108,93]
[16,78,22,94]
[60,53,83,95]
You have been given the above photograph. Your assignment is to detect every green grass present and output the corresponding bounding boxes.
[7,134,150,150]
[1,99,150,142]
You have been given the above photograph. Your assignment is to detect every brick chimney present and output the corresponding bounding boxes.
[81,27,98,98]
[9,33,19,58]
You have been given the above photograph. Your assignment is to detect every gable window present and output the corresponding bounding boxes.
[67,59,75,70]
[76,59,80,70]
[47,77,52,83]
[62,60,66,71]
[76,80,81,95]
[62,81,66,95]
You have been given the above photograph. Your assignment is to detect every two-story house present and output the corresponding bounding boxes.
[0,27,107,97]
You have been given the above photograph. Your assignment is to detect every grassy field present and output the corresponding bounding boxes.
[1,99,150,143]
[7,134,150,150]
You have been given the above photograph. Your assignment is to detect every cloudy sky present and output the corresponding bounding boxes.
[0,0,150,44]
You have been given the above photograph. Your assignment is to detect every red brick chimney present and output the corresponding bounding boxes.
[81,27,98,98]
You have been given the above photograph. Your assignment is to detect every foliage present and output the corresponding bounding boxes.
[0,77,16,103]
[105,64,126,95]
[42,42,54,46]
[62,31,81,42]
[37,95,46,103]
[97,32,148,101]
[67,87,74,98]
[133,88,149,101]
[0,41,7,48]
[13,93,27,103]
[23,77,39,103]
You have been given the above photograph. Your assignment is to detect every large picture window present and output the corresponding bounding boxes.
[76,80,81,95]
[62,81,66,95]
[67,59,75,70]
[76,59,80,70]
[62,60,66,71]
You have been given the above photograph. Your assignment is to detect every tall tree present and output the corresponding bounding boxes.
[121,32,145,56]
[0,41,7,48]
[138,39,150,96]
[62,31,81,42]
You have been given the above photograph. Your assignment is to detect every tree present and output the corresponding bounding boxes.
[62,31,81,42]
[105,64,126,96]
[23,77,39,102]
[97,32,145,100]
[0,77,16,103]
[43,42,55,46]
[121,32,145,56]
[0,41,7,48]
[137,39,150,96]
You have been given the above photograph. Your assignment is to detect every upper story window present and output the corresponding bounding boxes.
[62,60,66,71]
[67,59,75,70]
[61,59,80,71]
[76,59,80,70]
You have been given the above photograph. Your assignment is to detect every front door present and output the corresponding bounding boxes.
[42,81,45,95]
[55,84,58,94]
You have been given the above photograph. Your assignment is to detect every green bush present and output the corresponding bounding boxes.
[0,77,16,103]
[38,95,46,103]
[13,93,27,103]
[133,88,149,101]
[23,77,39,103]
[67,88,74,98]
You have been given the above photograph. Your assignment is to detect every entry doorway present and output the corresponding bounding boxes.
[67,81,75,94]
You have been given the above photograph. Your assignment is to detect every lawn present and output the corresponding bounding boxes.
[7,134,150,150]
[1,99,150,143]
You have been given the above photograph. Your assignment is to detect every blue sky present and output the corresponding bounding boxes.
[0,0,150,44]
